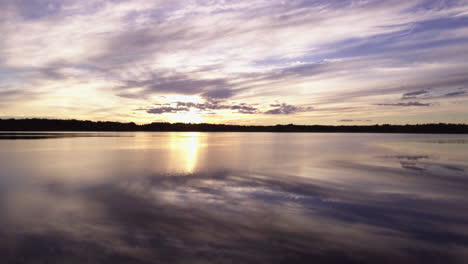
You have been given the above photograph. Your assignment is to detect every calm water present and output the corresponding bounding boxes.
[0,132,467,263]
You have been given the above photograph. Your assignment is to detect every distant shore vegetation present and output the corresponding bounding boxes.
[1,119,468,134]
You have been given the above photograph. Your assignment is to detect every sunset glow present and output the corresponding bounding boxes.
[1,0,468,124]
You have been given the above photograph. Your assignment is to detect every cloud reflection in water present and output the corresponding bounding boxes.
[0,133,467,263]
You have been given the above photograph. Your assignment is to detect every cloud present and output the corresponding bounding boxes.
[1,0,468,123]
[146,106,189,114]
[402,89,429,99]
[178,100,258,113]
[0,88,41,106]
[400,88,468,101]
[445,90,466,97]
[145,100,259,115]
[117,73,235,99]
[144,101,315,115]
[201,89,234,99]
[230,104,258,114]
[0,89,24,98]
[264,103,313,115]
[376,101,432,107]
[0,0,64,20]
[338,119,372,122]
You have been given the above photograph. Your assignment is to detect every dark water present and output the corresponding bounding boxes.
[0,132,467,263]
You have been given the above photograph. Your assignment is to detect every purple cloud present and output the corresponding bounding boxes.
[264,103,313,115]
[376,102,432,107]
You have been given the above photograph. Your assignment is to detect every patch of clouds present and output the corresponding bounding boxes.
[117,73,235,100]
[1,0,468,123]
[147,106,188,114]
[445,90,466,97]
[401,88,467,101]
[338,119,372,122]
[144,100,314,115]
[144,100,259,115]
[176,100,259,114]
[0,87,42,106]
[376,101,432,107]
[264,103,313,115]
[402,89,430,99]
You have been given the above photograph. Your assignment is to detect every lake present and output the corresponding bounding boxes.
[0,132,467,263]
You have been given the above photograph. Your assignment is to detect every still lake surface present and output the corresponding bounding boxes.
[0,132,467,263]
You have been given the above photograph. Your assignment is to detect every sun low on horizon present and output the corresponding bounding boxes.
[1,0,468,125]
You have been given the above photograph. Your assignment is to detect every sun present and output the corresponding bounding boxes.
[161,95,203,104]
[168,111,205,123]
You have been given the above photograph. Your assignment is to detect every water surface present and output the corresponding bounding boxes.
[0,132,467,263]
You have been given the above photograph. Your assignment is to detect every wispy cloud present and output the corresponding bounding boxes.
[1,0,468,123]
[402,89,430,99]
[143,100,315,115]
[445,90,466,97]
[118,73,234,100]
[376,102,432,107]
[338,119,372,122]
[146,106,188,114]
[264,103,313,115]
[144,100,259,115]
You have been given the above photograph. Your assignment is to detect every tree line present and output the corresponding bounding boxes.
[1,118,468,134]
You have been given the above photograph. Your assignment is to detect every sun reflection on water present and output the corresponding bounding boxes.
[169,132,202,173]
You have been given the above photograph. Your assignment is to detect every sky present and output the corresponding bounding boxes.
[1,0,468,125]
